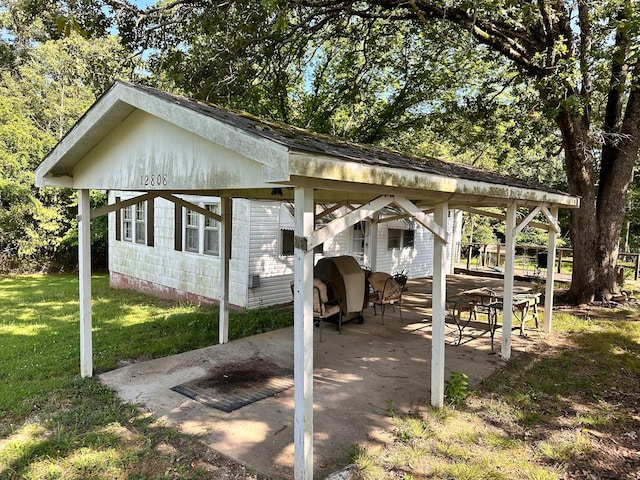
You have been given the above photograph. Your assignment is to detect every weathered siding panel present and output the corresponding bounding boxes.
[109,195,461,309]
[108,192,250,307]
[373,211,457,278]
[245,200,348,309]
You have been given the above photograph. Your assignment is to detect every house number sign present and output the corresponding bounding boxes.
[140,173,168,187]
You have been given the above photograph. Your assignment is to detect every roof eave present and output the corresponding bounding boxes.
[287,152,580,209]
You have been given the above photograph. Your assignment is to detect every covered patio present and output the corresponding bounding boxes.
[36,81,579,479]
[100,274,541,478]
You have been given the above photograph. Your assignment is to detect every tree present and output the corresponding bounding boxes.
[287,1,640,304]
[0,0,139,271]
[113,0,639,303]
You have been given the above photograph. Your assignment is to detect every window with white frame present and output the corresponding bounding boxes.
[388,228,415,250]
[204,204,220,256]
[185,209,199,252]
[135,202,146,244]
[176,202,221,255]
[351,221,365,258]
[120,201,152,245]
[122,205,133,242]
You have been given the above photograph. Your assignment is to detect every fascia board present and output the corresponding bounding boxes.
[288,152,580,209]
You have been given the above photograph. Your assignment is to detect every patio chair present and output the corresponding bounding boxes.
[290,279,342,341]
[368,272,404,324]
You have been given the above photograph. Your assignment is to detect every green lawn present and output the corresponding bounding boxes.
[1,274,639,479]
[0,273,291,479]
[350,309,640,479]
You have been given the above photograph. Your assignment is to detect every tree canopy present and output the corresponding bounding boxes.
[2,0,639,305]
[113,0,640,302]
[0,2,138,271]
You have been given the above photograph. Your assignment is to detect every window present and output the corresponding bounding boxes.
[204,204,220,256]
[175,201,221,256]
[388,228,415,250]
[119,201,153,245]
[351,222,365,258]
[135,202,146,244]
[281,230,295,256]
[185,209,199,252]
[122,206,133,242]
[404,229,415,248]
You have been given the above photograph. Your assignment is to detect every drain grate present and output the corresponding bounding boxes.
[171,359,294,413]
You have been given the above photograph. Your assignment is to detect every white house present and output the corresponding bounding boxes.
[108,192,463,309]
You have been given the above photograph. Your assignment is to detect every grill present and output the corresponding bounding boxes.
[315,256,367,323]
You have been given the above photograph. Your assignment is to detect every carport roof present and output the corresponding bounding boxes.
[35,81,579,209]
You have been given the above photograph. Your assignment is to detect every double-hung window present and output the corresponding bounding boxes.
[176,201,221,256]
[185,209,199,252]
[135,203,146,244]
[204,204,220,256]
[122,205,133,242]
[118,200,153,246]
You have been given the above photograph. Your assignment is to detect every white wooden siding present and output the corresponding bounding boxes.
[108,192,250,307]
[109,195,461,309]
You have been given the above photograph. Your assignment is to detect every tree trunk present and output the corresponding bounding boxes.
[556,111,600,304]
[558,87,640,304]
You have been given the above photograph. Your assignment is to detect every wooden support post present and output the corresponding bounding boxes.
[78,189,93,378]
[502,204,517,361]
[635,253,639,281]
[544,207,558,333]
[219,197,232,344]
[431,202,448,408]
[293,187,314,479]
[557,248,563,274]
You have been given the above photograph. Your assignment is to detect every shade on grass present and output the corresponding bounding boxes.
[0,273,293,417]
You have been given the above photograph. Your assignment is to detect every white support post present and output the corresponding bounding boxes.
[449,210,459,274]
[293,187,315,479]
[502,204,517,360]
[368,212,379,271]
[78,189,93,378]
[431,202,448,408]
[219,197,232,344]
[544,207,559,333]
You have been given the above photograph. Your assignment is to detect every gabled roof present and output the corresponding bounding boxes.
[129,83,554,193]
[35,81,579,209]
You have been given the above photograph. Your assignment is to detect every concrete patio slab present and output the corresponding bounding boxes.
[99,275,543,479]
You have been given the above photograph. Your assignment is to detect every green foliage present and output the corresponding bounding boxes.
[444,371,469,406]
[125,1,568,189]
[0,10,139,271]
[0,273,292,479]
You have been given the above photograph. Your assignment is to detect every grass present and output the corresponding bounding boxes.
[349,298,640,479]
[0,273,290,479]
[2,274,639,479]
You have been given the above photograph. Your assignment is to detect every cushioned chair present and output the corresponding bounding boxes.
[291,279,342,341]
[312,278,342,340]
[368,272,403,324]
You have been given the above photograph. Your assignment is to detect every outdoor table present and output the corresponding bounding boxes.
[447,287,542,351]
